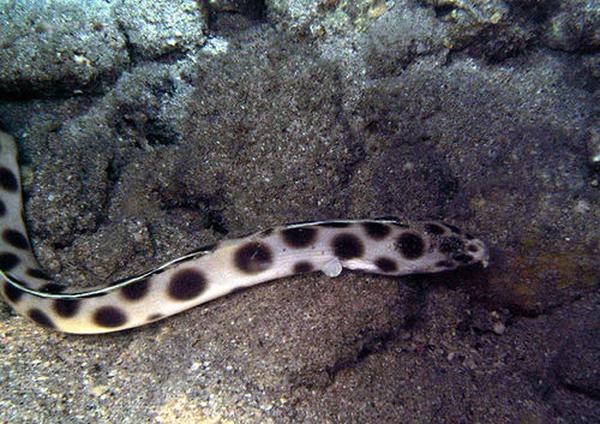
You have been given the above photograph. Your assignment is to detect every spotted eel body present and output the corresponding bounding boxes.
[0,131,488,334]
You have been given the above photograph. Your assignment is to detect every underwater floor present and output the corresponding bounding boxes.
[0,0,598,422]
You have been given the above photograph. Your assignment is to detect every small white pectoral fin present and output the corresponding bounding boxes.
[322,258,342,278]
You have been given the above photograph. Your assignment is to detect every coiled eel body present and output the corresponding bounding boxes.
[0,131,488,334]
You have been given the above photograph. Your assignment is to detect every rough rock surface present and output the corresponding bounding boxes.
[0,0,129,97]
[0,0,205,98]
[0,0,598,422]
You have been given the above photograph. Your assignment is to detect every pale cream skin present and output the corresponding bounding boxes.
[0,131,488,334]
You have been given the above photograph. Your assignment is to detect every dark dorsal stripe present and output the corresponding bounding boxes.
[285,219,324,227]
[40,283,66,293]
[318,221,351,228]
[259,228,274,237]
[374,215,400,221]
[184,243,217,256]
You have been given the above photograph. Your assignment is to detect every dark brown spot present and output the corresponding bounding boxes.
[467,244,479,253]
[362,222,391,240]
[0,199,5,217]
[27,268,52,280]
[93,306,127,328]
[293,261,313,274]
[453,253,474,264]
[424,223,445,235]
[319,221,351,228]
[332,233,364,260]
[121,278,150,301]
[395,233,425,260]
[375,257,398,273]
[435,260,454,268]
[2,229,29,250]
[234,242,273,274]
[281,227,317,248]
[0,252,20,271]
[0,167,18,192]
[4,281,25,303]
[168,269,207,301]
[465,233,475,240]
[259,228,274,237]
[439,236,464,254]
[147,313,164,322]
[443,223,462,234]
[53,299,80,318]
[40,283,65,293]
[28,309,55,328]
